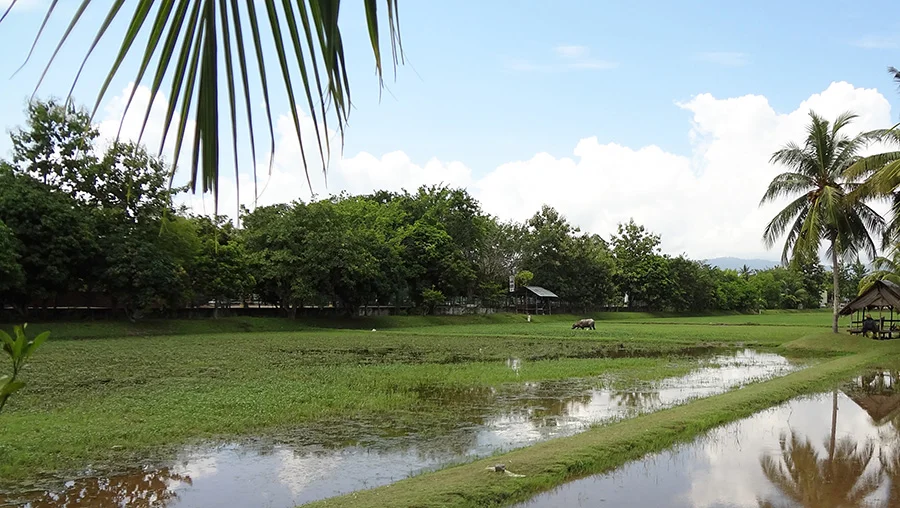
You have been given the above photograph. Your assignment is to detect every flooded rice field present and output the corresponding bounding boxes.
[518,370,900,508]
[0,349,798,507]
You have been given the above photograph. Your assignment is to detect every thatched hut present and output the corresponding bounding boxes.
[839,280,900,338]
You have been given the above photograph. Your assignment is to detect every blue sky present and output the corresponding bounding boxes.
[1,1,899,260]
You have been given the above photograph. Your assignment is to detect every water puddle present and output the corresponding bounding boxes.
[1,349,798,508]
[518,370,900,508]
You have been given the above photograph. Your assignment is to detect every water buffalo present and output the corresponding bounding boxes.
[572,318,595,330]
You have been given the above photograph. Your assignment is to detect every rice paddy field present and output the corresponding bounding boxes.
[1,310,897,507]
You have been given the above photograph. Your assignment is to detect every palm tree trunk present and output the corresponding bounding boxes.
[829,389,838,468]
[832,242,840,334]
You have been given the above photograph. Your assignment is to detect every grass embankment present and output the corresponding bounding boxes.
[309,338,899,508]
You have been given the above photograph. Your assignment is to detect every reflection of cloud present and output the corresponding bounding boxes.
[276,448,345,501]
[179,454,218,479]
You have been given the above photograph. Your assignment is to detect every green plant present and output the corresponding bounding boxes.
[0,324,50,413]
[420,287,446,315]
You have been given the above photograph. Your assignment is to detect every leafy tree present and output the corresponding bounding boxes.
[3,1,404,208]
[0,221,25,307]
[420,287,446,315]
[839,259,868,300]
[190,217,253,316]
[0,165,97,311]
[667,257,718,312]
[242,204,308,314]
[9,99,98,191]
[611,219,671,310]
[714,270,757,311]
[761,111,884,333]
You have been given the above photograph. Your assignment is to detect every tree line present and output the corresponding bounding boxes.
[0,100,845,318]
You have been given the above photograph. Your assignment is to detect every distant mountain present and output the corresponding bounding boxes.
[704,257,779,271]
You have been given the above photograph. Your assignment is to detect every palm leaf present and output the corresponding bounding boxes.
[0,0,404,215]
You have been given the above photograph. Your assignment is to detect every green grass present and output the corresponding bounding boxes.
[0,309,876,504]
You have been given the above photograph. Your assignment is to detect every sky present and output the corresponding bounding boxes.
[0,1,899,261]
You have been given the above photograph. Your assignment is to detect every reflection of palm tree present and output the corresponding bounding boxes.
[21,467,190,508]
[757,431,881,507]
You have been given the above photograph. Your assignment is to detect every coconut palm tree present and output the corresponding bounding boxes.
[0,1,404,213]
[761,111,885,333]
[858,248,900,293]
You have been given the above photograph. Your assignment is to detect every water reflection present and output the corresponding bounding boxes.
[2,467,190,508]
[2,349,796,508]
[759,430,881,508]
[518,370,900,508]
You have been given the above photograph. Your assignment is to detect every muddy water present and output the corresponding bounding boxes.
[518,370,900,508]
[1,349,797,508]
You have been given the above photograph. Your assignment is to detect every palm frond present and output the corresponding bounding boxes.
[0,0,405,214]
[759,172,815,205]
[762,194,809,248]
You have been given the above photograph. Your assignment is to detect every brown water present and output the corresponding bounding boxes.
[0,349,797,508]
[517,370,900,508]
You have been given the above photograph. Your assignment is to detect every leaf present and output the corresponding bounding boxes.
[0,0,405,209]
[0,376,25,398]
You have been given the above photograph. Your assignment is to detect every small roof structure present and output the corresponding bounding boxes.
[839,280,900,316]
[523,286,559,299]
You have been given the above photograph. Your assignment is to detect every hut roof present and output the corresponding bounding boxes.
[838,280,900,316]
[523,286,559,298]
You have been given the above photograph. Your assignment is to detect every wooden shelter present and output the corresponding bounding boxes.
[513,286,559,315]
[839,280,900,339]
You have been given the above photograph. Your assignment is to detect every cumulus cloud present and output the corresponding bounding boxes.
[99,81,895,261]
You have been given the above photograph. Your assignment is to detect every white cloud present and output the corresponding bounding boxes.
[507,45,617,72]
[695,52,749,67]
[555,45,589,59]
[96,82,196,170]
[99,81,895,261]
[0,0,43,11]
[852,35,900,50]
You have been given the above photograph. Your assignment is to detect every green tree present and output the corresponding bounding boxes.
[242,204,309,315]
[9,99,98,191]
[761,111,884,333]
[0,221,25,309]
[3,1,404,209]
[611,219,671,310]
[190,216,253,316]
[0,165,97,311]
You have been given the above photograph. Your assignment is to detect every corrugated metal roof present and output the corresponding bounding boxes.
[524,286,559,298]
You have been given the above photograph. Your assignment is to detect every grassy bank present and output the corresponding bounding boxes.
[308,340,898,508]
